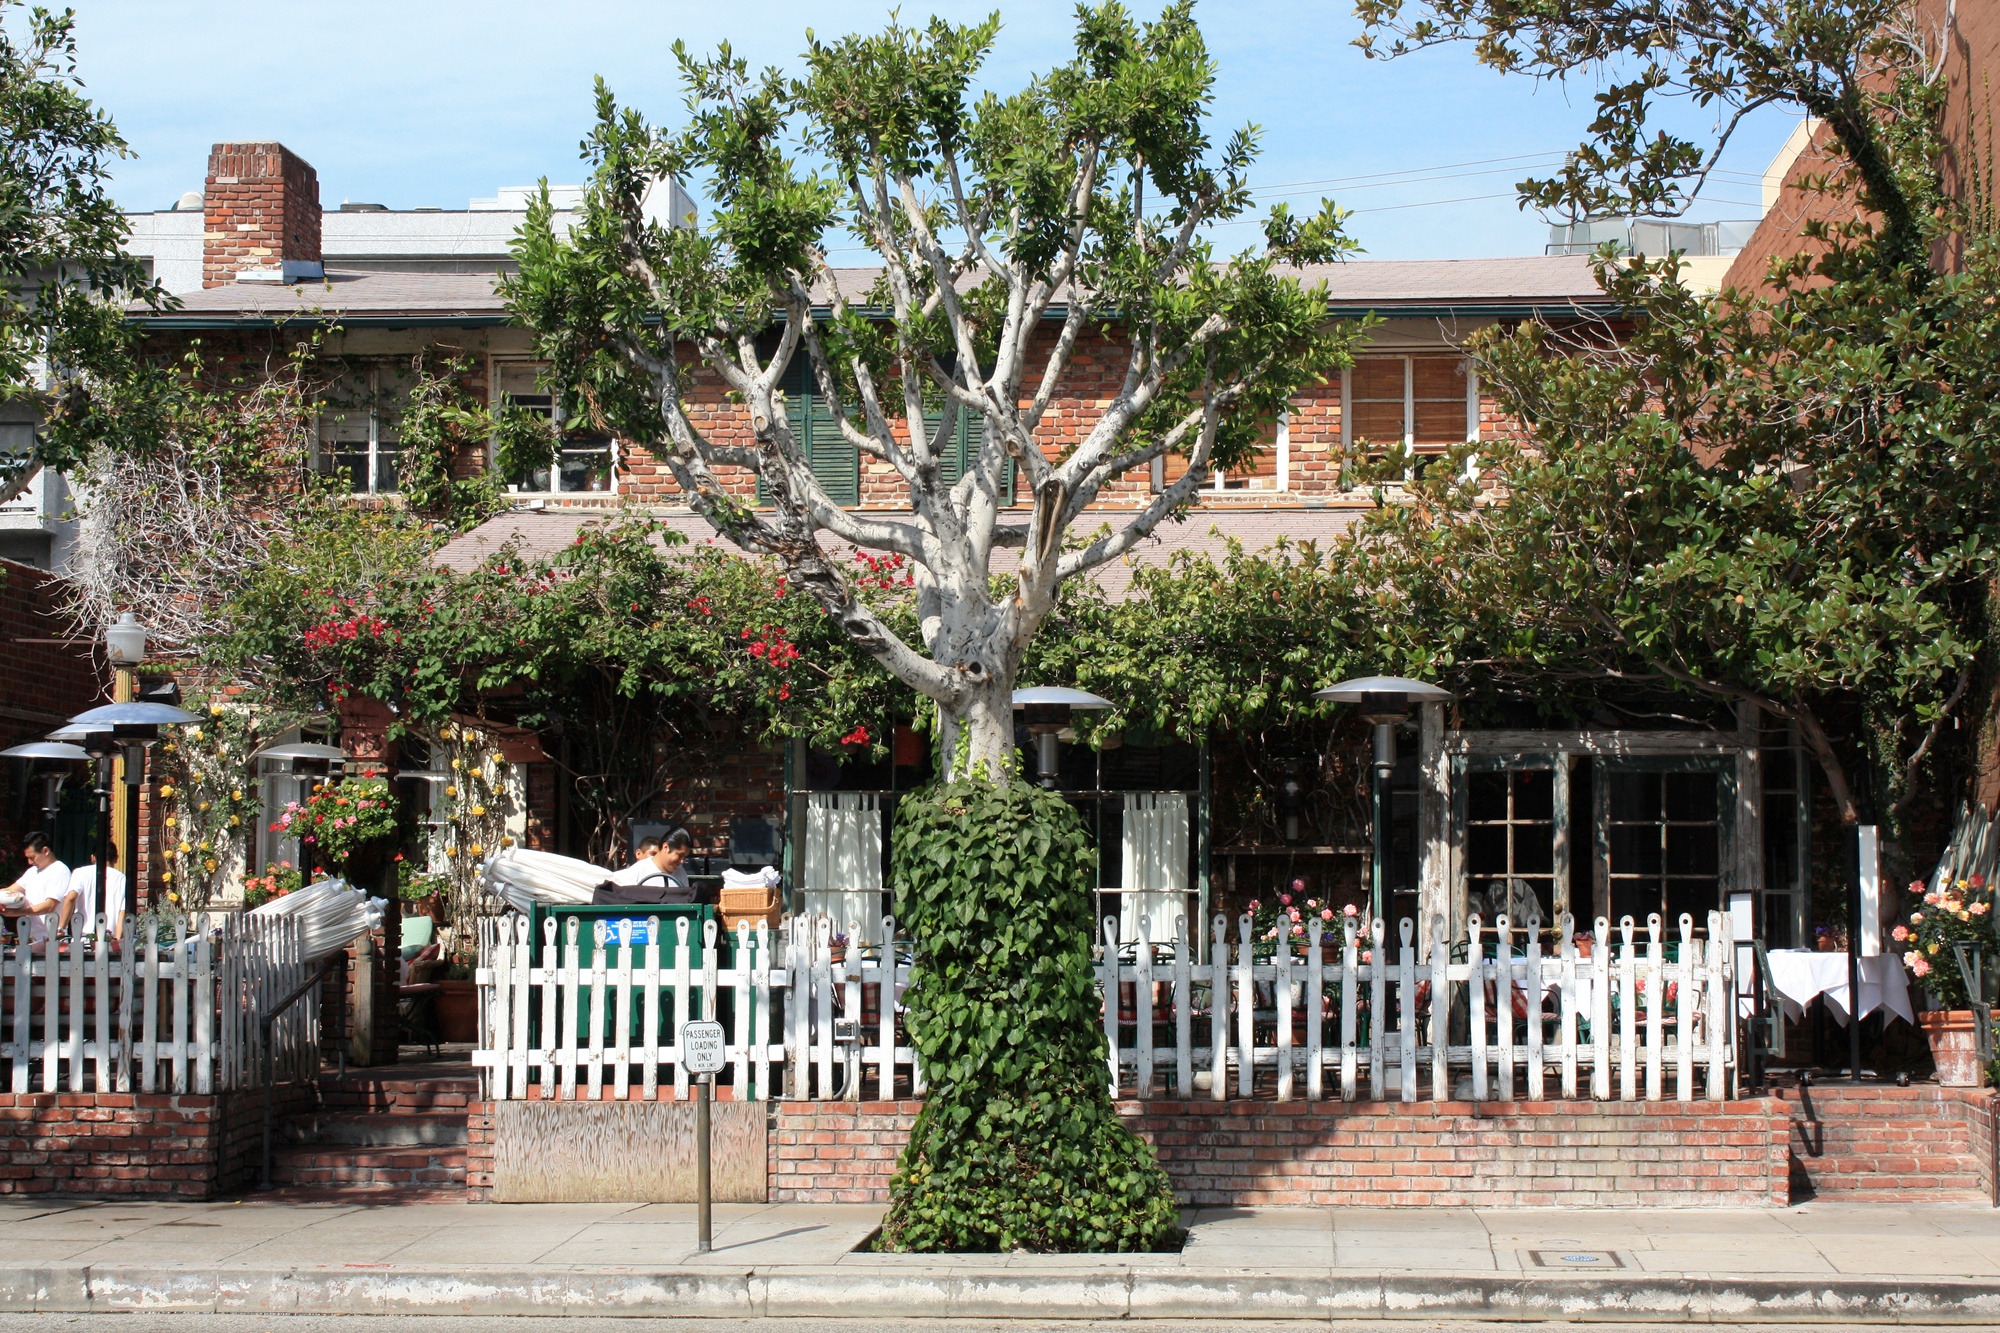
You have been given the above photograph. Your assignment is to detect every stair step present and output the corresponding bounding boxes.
[269,1145,466,1190]
[317,1075,479,1115]
[283,1112,467,1148]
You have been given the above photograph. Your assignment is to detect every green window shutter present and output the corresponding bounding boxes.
[806,394,860,506]
[930,406,1014,504]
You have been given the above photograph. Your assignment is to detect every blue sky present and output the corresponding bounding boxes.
[71,0,1799,261]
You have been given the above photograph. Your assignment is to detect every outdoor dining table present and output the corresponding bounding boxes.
[1763,948,1916,1026]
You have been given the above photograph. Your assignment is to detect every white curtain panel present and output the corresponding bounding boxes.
[1120,792,1190,946]
[803,793,886,944]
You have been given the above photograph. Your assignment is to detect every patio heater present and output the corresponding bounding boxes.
[257,742,349,878]
[60,700,201,931]
[1312,676,1452,923]
[1012,686,1114,789]
[0,740,91,838]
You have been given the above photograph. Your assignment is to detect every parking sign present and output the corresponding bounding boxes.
[682,1020,726,1073]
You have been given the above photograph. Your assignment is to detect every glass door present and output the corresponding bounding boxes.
[1594,758,1735,929]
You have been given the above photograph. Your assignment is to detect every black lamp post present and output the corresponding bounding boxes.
[1313,676,1452,923]
[61,700,200,930]
[1012,686,1115,789]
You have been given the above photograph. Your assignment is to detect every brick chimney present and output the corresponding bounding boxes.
[201,142,323,287]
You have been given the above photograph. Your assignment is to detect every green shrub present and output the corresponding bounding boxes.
[877,777,1180,1253]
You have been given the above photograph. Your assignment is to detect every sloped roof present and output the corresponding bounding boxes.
[134,255,1611,328]
[431,505,1363,600]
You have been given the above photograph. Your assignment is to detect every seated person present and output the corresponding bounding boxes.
[0,834,75,946]
[596,828,697,905]
[67,842,126,942]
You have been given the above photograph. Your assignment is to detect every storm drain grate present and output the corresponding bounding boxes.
[1527,1249,1626,1269]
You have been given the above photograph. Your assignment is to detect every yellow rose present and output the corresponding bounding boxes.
[160,871,173,884]
[199,841,212,853]
[166,892,180,904]
[500,836,515,848]
[490,753,506,766]
[450,758,464,770]
[177,842,190,855]
[187,727,202,741]
[444,785,458,798]
[203,859,217,873]
[164,816,177,829]
[471,805,486,818]
[228,815,240,827]
[198,802,211,813]
[209,703,224,716]
[230,789,242,801]
[159,784,176,798]
[469,843,484,857]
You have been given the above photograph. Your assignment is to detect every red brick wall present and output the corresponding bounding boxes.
[203,142,321,287]
[0,1085,311,1198]
[1776,1083,1996,1203]
[767,1098,1791,1208]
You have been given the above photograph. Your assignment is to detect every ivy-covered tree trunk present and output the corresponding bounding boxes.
[879,778,1179,1253]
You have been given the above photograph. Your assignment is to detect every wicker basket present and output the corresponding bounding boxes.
[719,881,781,932]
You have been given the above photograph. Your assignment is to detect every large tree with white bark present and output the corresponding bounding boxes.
[505,2,1360,778]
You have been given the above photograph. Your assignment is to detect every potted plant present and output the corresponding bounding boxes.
[1897,873,1995,1086]
[397,861,449,919]
[269,777,400,887]
[433,955,478,1043]
[243,862,304,911]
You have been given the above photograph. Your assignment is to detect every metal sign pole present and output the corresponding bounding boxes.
[697,1071,713,1252]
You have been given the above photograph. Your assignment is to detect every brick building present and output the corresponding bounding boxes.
[112,138,1838,961]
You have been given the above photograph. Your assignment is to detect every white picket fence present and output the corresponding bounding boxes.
[0,911,321,1094]
[473,909,1736,1103]
[1100,911,1736,1103]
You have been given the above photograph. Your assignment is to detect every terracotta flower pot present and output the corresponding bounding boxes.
[1919,1009,1984,1087]
[434,978,478,1044]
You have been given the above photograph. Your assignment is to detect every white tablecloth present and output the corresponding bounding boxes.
[1763,950,1916,1026]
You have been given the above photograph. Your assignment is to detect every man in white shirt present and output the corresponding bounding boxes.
[604,828,695,902]
[1,834,74,946]
[67,843,126,941]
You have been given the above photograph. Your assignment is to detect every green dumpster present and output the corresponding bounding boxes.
[523,904,768,1052]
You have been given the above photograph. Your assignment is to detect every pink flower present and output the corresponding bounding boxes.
[1290,878,1307,893]
[1321,908,1334,921]
[1909,880,1927,895]
[1925,892,1941,905]
[1280,894,1293,906]
[1288,908,1302,922]
[1343,904,1358,917]
[1912,956,1932,978]
[1892,925,1910,942]
[1911,912,1924,924]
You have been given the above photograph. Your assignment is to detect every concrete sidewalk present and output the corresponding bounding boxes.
[0,1197,1997,1322]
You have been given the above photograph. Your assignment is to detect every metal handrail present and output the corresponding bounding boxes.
[260,954,346,1191]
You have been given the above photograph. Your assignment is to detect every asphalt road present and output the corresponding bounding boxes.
[0,1312,1952,1320]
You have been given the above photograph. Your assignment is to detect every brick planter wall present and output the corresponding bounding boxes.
[0,1085,313,1198]
[766,1098,1791,1208]
[1775,1083,1998,1203]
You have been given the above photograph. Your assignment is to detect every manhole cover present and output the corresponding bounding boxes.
[1528,1249,1625,1269]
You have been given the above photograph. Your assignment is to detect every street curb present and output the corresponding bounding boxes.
[2,1264,1999,1322]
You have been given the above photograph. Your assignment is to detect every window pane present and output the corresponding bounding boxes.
[1610,824,1662,876]
[1512,826,1555,876]
[1350,400,1405,442]
[1609,879,1658,923]
[1609,771,1660,820]
[1467,771,1507,822]
[1466,824,1508,875]
[557,441,613,492]
[321,449,368,493]
[1663,771,1717,821]
[1412,398,1468,445]
[374,448,402,495]
[1512,769,1554,821]
[1665,878,1717,923]
[1665,823,1718,877]
[1411,357,1466,400]
[1350,357,1405,399]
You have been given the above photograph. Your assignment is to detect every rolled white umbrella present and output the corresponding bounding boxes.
[249,877,386,961]
[479,846,608,915]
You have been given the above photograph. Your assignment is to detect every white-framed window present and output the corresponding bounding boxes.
[317,365,405,495]
[1341,354,1478,481]
[492,359,616,495]
[1210,409,1288,492]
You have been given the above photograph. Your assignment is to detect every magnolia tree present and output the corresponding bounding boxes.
[507,2,1359,778]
